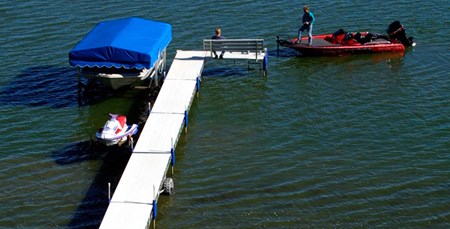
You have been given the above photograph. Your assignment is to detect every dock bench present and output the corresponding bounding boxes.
[203,39,268,76]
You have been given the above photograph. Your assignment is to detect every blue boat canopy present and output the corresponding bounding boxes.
[69,17,172,69]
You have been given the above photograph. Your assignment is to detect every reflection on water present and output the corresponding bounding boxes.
[0,66,77,108]
[62,144,131,228]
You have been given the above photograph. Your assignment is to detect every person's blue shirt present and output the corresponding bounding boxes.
[302,11,315,25]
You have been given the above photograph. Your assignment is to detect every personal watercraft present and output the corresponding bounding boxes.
[95,114,138,149]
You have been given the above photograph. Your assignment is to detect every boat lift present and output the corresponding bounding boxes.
[69,17,172,102]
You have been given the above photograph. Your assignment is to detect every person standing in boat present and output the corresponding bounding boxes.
[297,5,315,45]
[211,27,225,59]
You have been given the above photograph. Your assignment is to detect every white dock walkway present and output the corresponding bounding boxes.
[100,50,206,229]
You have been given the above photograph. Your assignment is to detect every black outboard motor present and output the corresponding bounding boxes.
[387,21,415,47]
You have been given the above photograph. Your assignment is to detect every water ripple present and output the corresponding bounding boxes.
[1,0,449,228]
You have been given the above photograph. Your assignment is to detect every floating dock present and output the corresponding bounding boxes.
[100,50,206,228]
[100,42,268,228]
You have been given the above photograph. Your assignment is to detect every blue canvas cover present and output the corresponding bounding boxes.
[69,17,172,69]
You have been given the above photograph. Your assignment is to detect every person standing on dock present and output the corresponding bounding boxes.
[211,27,225,59]
[297,5,315,45]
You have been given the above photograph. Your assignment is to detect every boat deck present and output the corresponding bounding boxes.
[297,37,392,47]
[299,38,337,47]
[99,50,207,229]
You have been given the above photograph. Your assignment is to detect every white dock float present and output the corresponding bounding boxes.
[100,50,206,229]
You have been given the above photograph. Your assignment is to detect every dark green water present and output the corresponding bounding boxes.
[0,1,449,228]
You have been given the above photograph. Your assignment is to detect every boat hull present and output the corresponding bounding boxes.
[96,74,146,90]
[82,67,153,90]
[278,33,405,56]
[96,124,139,146]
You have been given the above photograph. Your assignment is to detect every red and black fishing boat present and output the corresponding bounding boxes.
[277,21,415,56]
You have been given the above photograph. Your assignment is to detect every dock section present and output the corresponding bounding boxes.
[100,50,206,229]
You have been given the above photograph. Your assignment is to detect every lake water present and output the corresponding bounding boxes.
[0,0,449,228]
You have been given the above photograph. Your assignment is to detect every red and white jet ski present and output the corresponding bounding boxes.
[95,114,138,149]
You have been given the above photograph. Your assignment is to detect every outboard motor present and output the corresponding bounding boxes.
[387,21,415,47]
